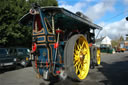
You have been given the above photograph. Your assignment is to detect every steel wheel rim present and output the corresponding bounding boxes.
[73,36,90,80]
[97,48,101,65]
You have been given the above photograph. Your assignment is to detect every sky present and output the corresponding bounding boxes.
[57,0,128,40]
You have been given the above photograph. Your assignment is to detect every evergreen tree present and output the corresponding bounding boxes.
[119,36,124,41]
[0,0,58,47]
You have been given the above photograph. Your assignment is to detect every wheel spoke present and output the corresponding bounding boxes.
[82,50,87,55]
[74,60,80,67]
[74,50,79,55]
[78,64,84,75]
[74,43,78,50]
[83,60,87,64]
[74,55,79,61]
[83,47,87,53]
[75,43,79,50]
[78,39,81,46]
[75,65,79,74]
[74,59,80,65]
[75,62,81,74]
[83,54,87,61]
[81,41,85,49]
[76,41,81,50]
[79,64,84,71]
[77,63,81,70]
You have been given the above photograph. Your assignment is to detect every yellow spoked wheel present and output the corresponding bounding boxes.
[73,36,90,80]
[96,48,101,65]
[64,34,90,81]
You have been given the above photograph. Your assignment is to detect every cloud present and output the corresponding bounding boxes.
[58,0,67,5]
[82,0,101,2]
[97,18,128,39]
[58,0,101,13]
[123,0,128,5]
[85,0,116,20]
[58,0,128,40]
[58,0,116,21]
[59,2,86,13]
[85,0,98,2]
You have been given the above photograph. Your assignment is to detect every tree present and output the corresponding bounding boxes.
[126,36,128,41]
[0,0,58,47]
[111,40,118,47]
[119,36,124,41]
[111,36,124,48]
[28,0,58,6]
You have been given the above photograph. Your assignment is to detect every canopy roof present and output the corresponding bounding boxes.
[19,6,102,30]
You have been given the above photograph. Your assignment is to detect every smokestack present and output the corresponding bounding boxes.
[126,16,128,21]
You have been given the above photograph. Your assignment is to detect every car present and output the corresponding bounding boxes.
[115,47,126,52]
[8,47,31,67]
[0,48,16,69]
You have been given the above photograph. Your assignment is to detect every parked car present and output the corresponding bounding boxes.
[115,47,126,52]
[8,47,31,67]
[0,48,16,69]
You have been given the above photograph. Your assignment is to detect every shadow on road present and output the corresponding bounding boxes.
[0,65,32,74]
[98,60,128,85]
[40,55,128,85]
[40,77,80,85]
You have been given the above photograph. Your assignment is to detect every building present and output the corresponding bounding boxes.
[95,36,114,53]
[120,41,128,50]
[95,36,112,47]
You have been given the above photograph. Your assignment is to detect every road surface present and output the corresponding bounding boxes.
[0,52,128,85]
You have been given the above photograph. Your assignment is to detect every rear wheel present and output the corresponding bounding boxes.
[96,48,101,65]
[64,34,90,81]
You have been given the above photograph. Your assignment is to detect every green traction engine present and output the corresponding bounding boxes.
[20,5,102,81]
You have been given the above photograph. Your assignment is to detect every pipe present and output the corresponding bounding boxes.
[52,16,55,34]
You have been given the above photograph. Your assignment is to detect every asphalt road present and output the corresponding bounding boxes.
[0,52,128,85]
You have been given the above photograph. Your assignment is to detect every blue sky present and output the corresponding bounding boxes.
[57,0,128,39]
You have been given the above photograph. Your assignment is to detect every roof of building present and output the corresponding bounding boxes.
[95,36,105,42]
